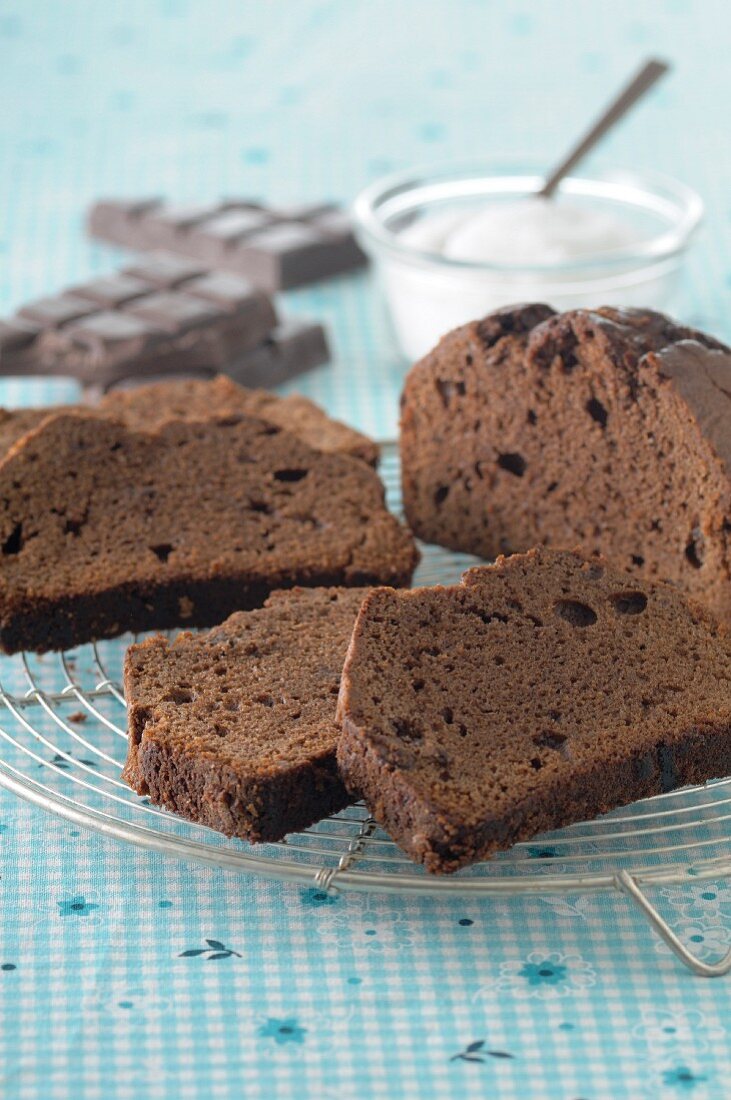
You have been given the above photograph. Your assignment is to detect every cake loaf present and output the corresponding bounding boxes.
[0,412,416,652]
[400,305,731,625]
[337,548,731,873]
[124,588,369,841]
[0,376,378,467]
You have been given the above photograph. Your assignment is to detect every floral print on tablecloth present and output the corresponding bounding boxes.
[659,882,731,924]
[652,919,731,963]
[474,950,597,1001]
[633,1008,724,1097]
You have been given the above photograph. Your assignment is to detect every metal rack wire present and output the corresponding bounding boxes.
[0,443,729,976]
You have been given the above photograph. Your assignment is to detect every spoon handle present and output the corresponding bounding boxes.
[539,58,670,199]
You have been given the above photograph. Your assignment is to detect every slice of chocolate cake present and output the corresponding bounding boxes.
[0,412,416,652]
[0,375,378,466]
[124,587,369,841]
[337,548,731,873]
[400,305,731,625]
[99,376,380,466]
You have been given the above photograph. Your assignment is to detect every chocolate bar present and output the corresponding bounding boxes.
[87,198,367,290]
[0,253,329,390]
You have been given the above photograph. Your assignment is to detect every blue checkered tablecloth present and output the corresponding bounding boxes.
[1,2,731,1098]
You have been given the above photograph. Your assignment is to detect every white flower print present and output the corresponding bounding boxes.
[653,919,731,962]
[659,881,731,925]
[85,978,172,1021]
[314,894,415,953]
[474,950,596,1001]
[632,1008,725,1055]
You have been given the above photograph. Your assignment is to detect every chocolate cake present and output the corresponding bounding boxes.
[0,376,378,466]
[400,305,731,625]
[124,587,369,841]
[0,412,416,652]
[100,376,379,465]
[337,548,731,873]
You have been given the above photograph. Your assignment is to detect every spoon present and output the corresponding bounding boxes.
[539,57,670,199]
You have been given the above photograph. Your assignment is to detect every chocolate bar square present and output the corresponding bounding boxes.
[87,198,162,242]
[187,208,276,264]
[229,317,330,388]
[142,202,225,249]
[125,291,225,334]
[34,311,165,386]
[237,223,336,290]
[71,274,154,308]
[66,311,163,347]
[0,318,41,353]
[122,252,206,289]
[19,294,98,329]
[182,271,263,310]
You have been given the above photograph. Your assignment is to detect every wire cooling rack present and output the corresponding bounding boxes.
[0,443,729,976]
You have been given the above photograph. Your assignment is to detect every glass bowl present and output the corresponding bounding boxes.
[353,163,703,361]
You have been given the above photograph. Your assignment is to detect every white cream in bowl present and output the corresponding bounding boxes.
[402,199,638,265]
[354,169,703,362]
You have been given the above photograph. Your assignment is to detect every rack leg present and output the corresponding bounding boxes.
[615,870,731,977]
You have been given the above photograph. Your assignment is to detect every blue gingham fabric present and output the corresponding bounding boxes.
[1,2,731,1098]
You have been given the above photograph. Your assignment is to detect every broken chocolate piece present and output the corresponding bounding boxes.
[0,253,328,389]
